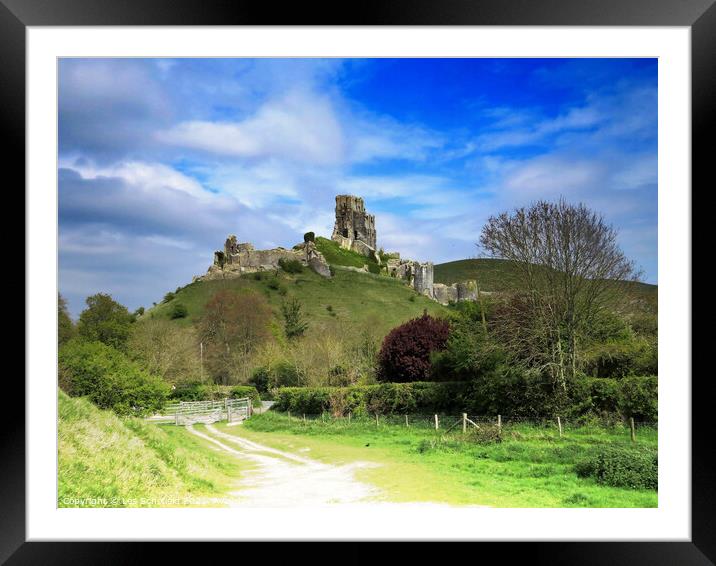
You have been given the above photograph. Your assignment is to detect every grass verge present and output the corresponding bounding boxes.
[58,390,248,507]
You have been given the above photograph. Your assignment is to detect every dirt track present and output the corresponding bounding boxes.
[188,424,474,509]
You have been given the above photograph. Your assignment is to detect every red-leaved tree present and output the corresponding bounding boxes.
[378,312,451,382]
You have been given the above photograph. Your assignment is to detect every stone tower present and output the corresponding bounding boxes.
[331,195,377,255]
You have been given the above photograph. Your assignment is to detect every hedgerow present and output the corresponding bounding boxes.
[270,375,657,420]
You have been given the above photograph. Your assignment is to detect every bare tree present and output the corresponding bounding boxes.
[128,319,201,386]
[480,199,641,388]
[197,289,273,384]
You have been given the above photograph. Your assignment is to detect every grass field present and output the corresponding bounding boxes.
[147,263,448,337]
[221,411,658,508]
[58,391,247,507]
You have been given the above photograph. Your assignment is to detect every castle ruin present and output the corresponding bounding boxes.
[331,195,377,259]
[196,194,478,306]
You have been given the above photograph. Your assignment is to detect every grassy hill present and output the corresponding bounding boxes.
[149,243,448,338]
[434,258,657,314]
[434,258,523,290]
[58,390,243,507]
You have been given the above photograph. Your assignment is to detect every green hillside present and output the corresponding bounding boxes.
[434,258,657,314]
[58,390,243,507]
[434,258,523,290]
[149,263,448,338]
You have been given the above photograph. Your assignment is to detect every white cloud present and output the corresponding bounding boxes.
[62,159,214,202]
[503,157,603,198]
[157,90,346,164]
[610,155,657,191]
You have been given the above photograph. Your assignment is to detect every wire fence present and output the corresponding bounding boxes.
[276,410,656,441]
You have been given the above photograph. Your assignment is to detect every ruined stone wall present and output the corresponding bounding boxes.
[201,236,331,281]
[413,262,434,298]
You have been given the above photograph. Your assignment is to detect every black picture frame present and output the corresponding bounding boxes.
[5,0,709,562]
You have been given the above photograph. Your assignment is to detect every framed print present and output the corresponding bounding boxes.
[4,0,711,562]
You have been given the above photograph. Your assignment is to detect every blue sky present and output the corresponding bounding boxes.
[59,58,658,318]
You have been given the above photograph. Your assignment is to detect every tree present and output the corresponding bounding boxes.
[197,290,273,384]
[480,199,640,388]
[434,302,502,381]
[77,293,134,351]
[128,318,201,385]
[281,297,308,339]
[378,312,450,382]
[58,293,76,346]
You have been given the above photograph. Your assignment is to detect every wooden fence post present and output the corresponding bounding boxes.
[630,417,636,443]
[348,412,351,423]
[376,414,379,428]
[462,413,467,434]
[497,414,502,434]
[557,416,562,438]
[322,412,325,423]
[405,414,409,427]
[435,414,439,430]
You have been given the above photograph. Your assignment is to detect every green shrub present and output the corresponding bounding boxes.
[465,425,502,444]
[575,446,657,489]
[587,377,620,414]
[582,336,657,378]
[278,258,304,274]
[367,263,381,275]
[303,232,315,243]
[170,302,188,319]
[249,366,271,394]
[163,292,175,303]
[59,339,169,416]
[229,385,262,407]
[618,375,658,421]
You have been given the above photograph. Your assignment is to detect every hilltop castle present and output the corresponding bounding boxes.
[196,194,477,305]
